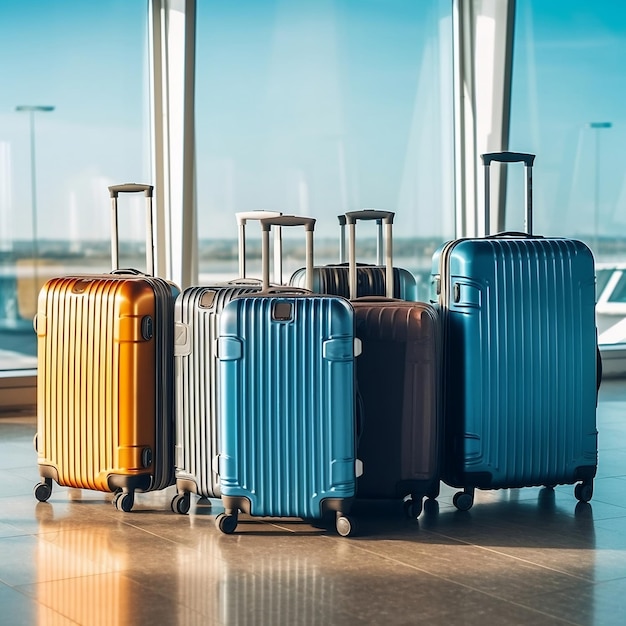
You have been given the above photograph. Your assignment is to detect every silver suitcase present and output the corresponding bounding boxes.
[171,211,282,513]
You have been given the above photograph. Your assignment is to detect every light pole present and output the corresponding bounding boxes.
[589,121,612,256]
[15,105,54,302]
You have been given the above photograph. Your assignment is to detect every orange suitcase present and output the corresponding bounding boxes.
[33,184,178,512]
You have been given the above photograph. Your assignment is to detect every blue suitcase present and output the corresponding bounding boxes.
[289,211,418,301]
[216,215,362,536]
[431,152,598,511]
[171,211,282,514]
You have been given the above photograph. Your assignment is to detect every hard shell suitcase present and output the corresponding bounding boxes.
[346,210,442,518]
[34,183,178,512]
[289,212,418,300]
[171,210,282,514]
[431,152,598,511]
[216,216,362,536]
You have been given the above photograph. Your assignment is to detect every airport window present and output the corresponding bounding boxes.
[508,0,626,346]
[194,0,455,293]
[0,0,150,373]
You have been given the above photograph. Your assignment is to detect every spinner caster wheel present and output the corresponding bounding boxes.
[453,491,473,511]
[403,497,423,519]
[215,513,238,534]
[575,482,593,503]
[336,515,357,537]
[34,479,52,502]
[171,493,191,515]
[113,491,134,512]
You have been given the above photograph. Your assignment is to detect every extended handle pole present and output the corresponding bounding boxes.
[345,209,395,299]
[108,183,154,275]
[481,152,535,237]
[236,211,282,282]
[260,216,316,291]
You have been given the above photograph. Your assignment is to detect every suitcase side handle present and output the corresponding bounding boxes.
[347,209,395,299]
[259,216,316,291]
[235,210,283,284]
[481,151,535,237]
[108,183,155,275]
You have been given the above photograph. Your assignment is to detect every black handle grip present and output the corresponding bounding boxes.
[108,183,154,197]
[260,215,316,231]
[345,209,394,225]
[481,152,535,166]
[486,231,537,239]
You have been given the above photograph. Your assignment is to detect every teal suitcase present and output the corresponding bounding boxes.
[216,216,362,536]
[431,152,599,510]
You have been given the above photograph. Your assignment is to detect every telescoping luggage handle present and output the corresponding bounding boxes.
[108,183,155,275]
[345,209,395,300]
[259,216,315,292]
[337,214,384,266]
[481,151,536,237]
[236,211,283,284]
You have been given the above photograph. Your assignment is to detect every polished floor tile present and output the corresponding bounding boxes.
[1,381,626,625]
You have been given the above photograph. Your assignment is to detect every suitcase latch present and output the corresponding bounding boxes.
[142,447,153,468]
[141,316,154,340]
[453,283,461,303]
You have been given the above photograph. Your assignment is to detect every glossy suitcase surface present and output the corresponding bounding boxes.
[353,300,441,513]
[216,216,360,536]
[172,210,281,513]
[34,184,177,512]
[343,211,441,517]
[289,213,418,301]
[432,153,598,510]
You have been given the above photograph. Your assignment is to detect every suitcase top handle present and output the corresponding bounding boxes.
[108,183,154,197]
[481,152,535,167]
[338,209,394,265]
[346,209,395,299]
[480,151,536,237]
[260,215,316,231]
[259,215,316,291]
[108,183,155,275]
[345,209,394,225]
[235,210,283,284]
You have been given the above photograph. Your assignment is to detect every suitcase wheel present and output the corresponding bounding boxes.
[575,482,593,503]
[171,493,191,515]
[403,496,423,520]
[452,491,474,512]
[335,514,357,538]
[34,478,52,503]
[113,491,135,512]
[215,512,238,534]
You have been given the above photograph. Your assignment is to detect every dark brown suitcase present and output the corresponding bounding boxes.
[346,210,442,518]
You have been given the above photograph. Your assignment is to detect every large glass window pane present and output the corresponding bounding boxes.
[509,0,626,346]
[195,0,454,294]
[0,0,150,372]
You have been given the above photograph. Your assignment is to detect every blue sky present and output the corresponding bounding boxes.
[1,0,626,247]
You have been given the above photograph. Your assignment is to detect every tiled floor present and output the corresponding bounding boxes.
[1,382,626,626]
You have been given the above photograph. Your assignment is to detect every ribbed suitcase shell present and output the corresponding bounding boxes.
[218,294,357,520]
[352,299,441,507]
[36,274,176,497]
[290,265,418,301]
[432,237,598,494]
[173,283,260,502]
